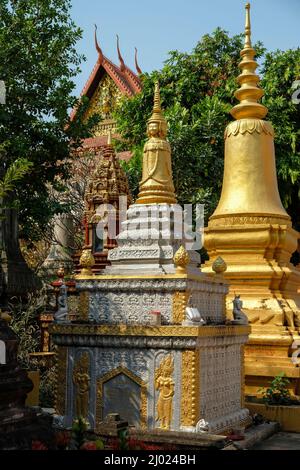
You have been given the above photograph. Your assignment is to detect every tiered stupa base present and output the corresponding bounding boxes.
[203,219,300,397]
[51,202,250,434]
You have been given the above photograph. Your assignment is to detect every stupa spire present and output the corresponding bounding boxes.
[230,3,267,120]
[136,82,176,204]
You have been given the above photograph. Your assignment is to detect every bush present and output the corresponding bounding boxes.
[259,373,293,406]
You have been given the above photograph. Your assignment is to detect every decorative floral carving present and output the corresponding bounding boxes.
[84,74,122,136]
[224,119,274,139]
[172,291,190,324]
[212,256,227,274]
[181,350,199,426]
[79,249,95,275]
[173,246,190,274]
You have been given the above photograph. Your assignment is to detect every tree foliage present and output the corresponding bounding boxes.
[0,0,98,239]
[115,29,300,228]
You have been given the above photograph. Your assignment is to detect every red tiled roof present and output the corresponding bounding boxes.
[77,135,132,162]
[70,54,142,121]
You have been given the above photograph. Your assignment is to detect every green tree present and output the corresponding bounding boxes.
[114,29,300,230]
[261,49,300,230]
[0,0,98,239]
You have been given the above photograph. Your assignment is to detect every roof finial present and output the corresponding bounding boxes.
[245,3,251,48]
[94,24,103,64]
[116,35,126,72]
[230,3,268,121]
[134,47,142,75]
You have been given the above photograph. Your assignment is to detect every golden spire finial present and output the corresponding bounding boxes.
[153,82,161,112]
[230,3,268,121]
[245,3,251,48]
[147,82,167,136]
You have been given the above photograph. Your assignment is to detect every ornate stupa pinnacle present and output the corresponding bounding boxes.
[174,246,190,274]
[136,82,177,205]
[230,3,268,121]
[209,2,287,220]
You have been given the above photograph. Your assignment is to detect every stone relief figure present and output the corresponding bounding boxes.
[232,295,249,325]
[155,354,175,430]
[54,283,69,323]
[73,352,90,419]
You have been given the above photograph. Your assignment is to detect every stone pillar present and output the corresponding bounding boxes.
[41,213,74,277]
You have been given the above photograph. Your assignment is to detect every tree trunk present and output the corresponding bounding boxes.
[0,207,40,305]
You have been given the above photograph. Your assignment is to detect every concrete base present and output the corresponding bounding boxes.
[246,402,300,433]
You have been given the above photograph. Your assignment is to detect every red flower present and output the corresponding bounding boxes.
[80,441,97,451]
[32,440,48,451]
[55,431,70,449]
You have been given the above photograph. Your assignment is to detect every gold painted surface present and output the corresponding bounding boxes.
[50,323,250,338]
[203,3,300,386]
[181,350,200,427]
[173,246,190,274]
[136,83,177,205]
[230,3,267,121]
[155,355,174,430]
[172,291,190,324]
[78,291,90,321]
[74,272,220,283]
[96,366,147,430]
[55,347,67,415]
[79,249,95,276]
[84,74,122,136]
[73,352,90,420]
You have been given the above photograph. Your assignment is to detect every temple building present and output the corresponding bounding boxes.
[42,29,141,275]
[203,4,300,397]
[71,27,142,154]
[50,83,250,435]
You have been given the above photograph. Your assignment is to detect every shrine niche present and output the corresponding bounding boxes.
[96,367,147,429]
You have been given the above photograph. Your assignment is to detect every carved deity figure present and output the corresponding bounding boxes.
[155,354,175,430]
[54,283,69,323]
[232,295,249,325]
[136,83,176,204]
[73,352,90,419]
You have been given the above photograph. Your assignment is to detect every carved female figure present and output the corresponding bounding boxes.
[155,354,175,430]
[73,352,90,419]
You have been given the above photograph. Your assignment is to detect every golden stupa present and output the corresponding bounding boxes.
[203,3,300,397]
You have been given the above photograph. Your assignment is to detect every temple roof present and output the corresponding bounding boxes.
[70,31,142,122]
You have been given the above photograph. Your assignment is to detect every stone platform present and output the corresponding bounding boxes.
[51,320,250,434]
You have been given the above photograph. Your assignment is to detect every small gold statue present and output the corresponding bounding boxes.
[136,82,177,205]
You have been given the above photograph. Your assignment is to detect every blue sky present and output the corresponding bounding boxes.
[71,0,300,95]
